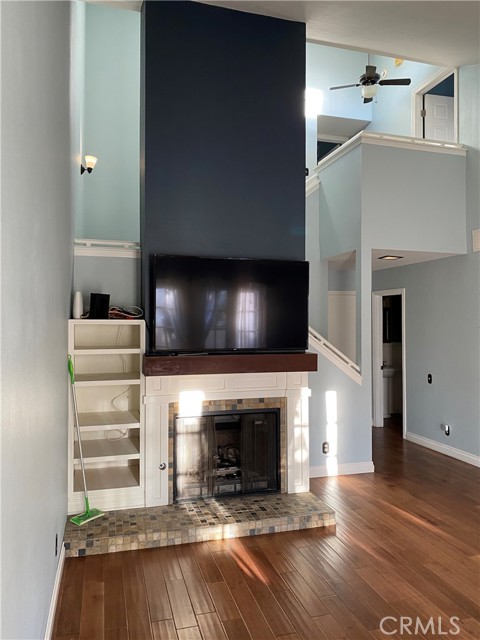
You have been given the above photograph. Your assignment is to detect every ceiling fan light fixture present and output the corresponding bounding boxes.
[361,84,377,99]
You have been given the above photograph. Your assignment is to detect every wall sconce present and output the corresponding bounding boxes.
[80,155,98,175]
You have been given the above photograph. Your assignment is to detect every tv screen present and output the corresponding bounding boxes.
[151,255,309,355]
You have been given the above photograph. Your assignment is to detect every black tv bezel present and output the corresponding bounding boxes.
[149,254,309,356]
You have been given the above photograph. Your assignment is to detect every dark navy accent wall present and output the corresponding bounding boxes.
[141,1,305,348]
[427,74,454,97]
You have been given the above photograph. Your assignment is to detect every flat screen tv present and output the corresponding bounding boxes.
[151,255,309,355]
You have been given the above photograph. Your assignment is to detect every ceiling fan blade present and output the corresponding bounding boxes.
[365,65,377,78]
[363,97,373,104]
[379,78,411,86]
[330,83,361,90]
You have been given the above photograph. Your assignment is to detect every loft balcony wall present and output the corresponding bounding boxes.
[362,144,467,254]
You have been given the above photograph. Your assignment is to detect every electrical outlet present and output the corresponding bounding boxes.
[55,533,58,557]
[322,441,329,454]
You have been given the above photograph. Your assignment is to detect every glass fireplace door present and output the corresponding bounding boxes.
[174,410,279,501]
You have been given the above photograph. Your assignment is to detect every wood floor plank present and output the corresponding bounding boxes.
[193,542,224,583]
[321,596,376,640]
[141,548,173,622]
[175,546,215,615]
[152,619,178,640]
[270,586,330,640]
[207,581,241,622]
[197,612,228,640]
[78,580,104,640]
[212,550,276,640]
[157,546,184,581]
[280,570,329,617]
[271,536,335,598]
[177,626,203,640]
[105,629,129,640]
[222,618,252,640]
[122,551,154,640]
[166,578,197,629]
[53,559,86,638]
[223,542,295,636]
[103,551,127,630]
[313,613,348,639]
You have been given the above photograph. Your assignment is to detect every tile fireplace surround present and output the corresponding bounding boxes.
[64,357,337,557]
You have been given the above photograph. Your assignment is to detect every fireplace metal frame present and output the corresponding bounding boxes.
[173,407,280,502]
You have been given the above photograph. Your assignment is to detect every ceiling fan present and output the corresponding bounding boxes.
[330,65,411,103]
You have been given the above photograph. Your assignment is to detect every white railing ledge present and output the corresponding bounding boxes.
[74,238,141,258]
[308,326,362,385]
[313,131,467,175]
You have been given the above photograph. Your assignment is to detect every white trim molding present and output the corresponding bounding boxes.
[406,432,480,468]
[412,67,458,142]
[313,130,466,175]
[308,327,362,385]
[44,543,66,640]
[305,173,320,197]
[472,229,480,252]
[310,461,374,478]
[74,238,141,259]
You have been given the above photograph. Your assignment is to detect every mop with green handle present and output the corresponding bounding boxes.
[68,355,105,526]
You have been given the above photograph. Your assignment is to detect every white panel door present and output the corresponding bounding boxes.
[424,94,454,142]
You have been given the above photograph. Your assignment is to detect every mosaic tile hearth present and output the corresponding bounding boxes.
[63,492,335,557]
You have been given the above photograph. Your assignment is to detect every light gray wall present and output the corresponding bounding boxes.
[373,65,480,458]
[318,145,362,259]
[329,269,356,291]
[82,3,140,241]
[309,348,372,468]
[73,254,140,310]
[306,188,324,332]
[363,145,466,254]
[1,2,73,638]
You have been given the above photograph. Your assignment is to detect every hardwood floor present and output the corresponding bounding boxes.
[53,420,480,639]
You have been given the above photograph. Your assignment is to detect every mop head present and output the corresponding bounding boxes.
[70,498,105,526]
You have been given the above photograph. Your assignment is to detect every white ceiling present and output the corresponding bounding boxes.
[199,1,480,67]
[328,249,459,272]
[95,1,480,67]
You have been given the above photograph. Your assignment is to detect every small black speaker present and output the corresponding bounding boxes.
[89,293,110,319]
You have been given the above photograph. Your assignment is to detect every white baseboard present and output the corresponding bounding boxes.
[405,432,480,467]
[44,543,66,640]
[310,461,375,478]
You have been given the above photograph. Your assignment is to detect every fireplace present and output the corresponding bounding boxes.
[143,369,312,507]
[174,409,279,501]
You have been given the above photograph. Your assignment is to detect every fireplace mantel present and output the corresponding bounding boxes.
[143,352,317,376]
